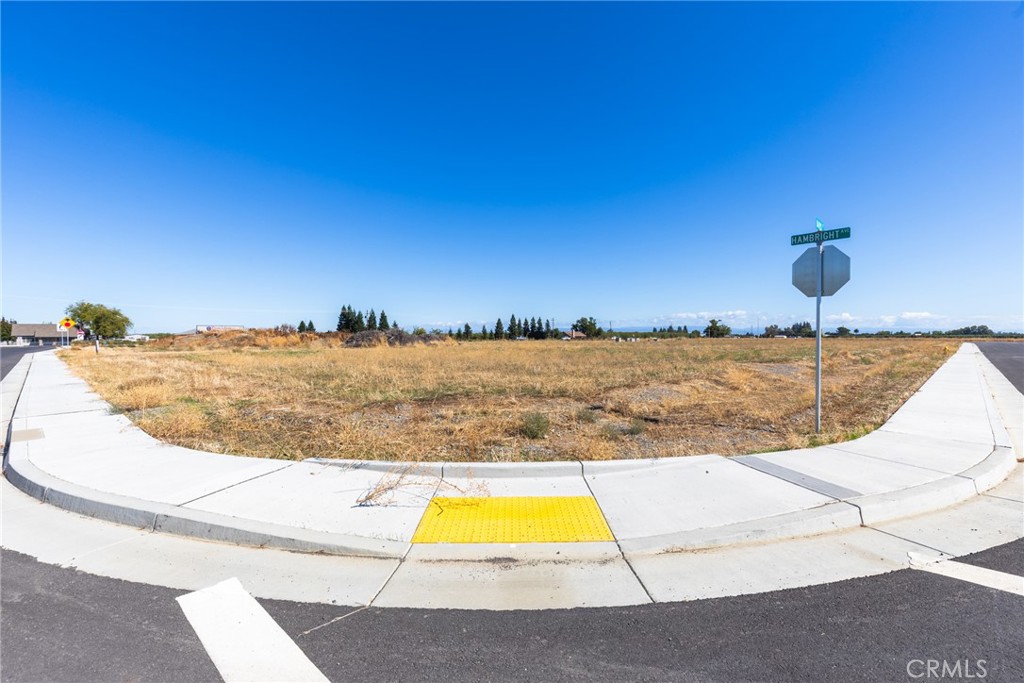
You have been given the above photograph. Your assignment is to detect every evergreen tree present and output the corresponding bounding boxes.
[508,315,517,340]
[544,319,552,339]
[448,327,454,337]
[464,323,472,339]
[392,320,399,330]
[378,310,389,330]
[682,325,688,335]
[308,320,316,332]
[495,318,505,339]
[0,317,12,342]
[337,305,358,332]
[298,321,307,333]
[367,309,377,330]
[355,311,366,332]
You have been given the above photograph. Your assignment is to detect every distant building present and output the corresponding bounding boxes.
[11,323,80,345]
[124,335,150,342]
[562,330,587,341]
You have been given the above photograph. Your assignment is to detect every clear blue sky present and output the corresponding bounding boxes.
[3,2,1021,334]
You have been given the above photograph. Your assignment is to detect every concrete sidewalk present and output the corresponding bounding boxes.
[2,343,1021,610]
[2,343,1017,559]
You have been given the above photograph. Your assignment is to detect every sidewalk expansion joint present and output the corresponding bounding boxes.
[981,492,1024,505]
[864,526,954,559]
[368,468,447,607]
[827,444,976,479]
[177,463,297,506]
[17,407,113,419]
[581,465,655,605]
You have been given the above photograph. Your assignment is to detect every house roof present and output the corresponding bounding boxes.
[12,323,75,339]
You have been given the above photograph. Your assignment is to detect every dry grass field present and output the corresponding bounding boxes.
[60,335,958,462]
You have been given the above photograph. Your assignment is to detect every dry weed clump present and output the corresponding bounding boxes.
[61,337,959,462]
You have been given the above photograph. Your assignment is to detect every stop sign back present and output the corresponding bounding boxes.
[792,245,850,297]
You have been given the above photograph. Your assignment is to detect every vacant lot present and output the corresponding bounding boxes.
[61,337,957,462]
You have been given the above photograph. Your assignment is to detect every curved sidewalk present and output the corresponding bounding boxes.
[2,343,1017,561]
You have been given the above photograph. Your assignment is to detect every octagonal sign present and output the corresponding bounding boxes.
[792,245,850,297]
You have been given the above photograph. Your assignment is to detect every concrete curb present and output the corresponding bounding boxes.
[975,349,1023,457]
[4,443,409,559]
[1,353,35,468]
[620,501,863,555]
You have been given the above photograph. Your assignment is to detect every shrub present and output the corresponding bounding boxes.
[520,412,550,439]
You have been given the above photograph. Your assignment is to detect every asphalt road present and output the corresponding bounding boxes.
[976,342,1024,393]
[3,540,1021,683]
[0,345,48,382]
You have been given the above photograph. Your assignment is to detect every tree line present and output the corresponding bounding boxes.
[336,305,394,333]
[288,308,1022,341]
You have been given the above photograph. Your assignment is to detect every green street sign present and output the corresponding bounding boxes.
[791,227,850,246]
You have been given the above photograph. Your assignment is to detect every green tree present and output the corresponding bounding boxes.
[354,311,366,332]
[836,326,851,336]
[66,301,132,338]
[572,317,602,338]
[703,319,731,338]
[367,309,377,330]
[378,310,389,330]
[298,321,307,333]
[308,320,316,332]
[947,325,994,336]
[0,317,12,342]
[337,305,357,332]
[544,319,552,338]
[508,315,517,339]
[464,323,472,339]
[495,318,505,339]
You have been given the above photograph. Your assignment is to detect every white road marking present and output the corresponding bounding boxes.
[176,577,329,683]
[908,552,1024,596]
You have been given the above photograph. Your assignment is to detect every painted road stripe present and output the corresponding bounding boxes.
[176,577,328,683]
[909,553,1024,596]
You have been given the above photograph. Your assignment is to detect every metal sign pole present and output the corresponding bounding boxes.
[815,240,823,433]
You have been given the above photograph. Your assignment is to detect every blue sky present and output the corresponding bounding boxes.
[2,2,1021,334]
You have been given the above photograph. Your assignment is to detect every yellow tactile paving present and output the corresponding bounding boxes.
[411,496,615,544]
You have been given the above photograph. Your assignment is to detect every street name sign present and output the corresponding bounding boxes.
[791,227,850,246]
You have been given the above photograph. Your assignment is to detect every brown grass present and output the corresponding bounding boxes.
[60,336,958,462]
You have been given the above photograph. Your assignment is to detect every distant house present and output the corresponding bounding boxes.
[11,323,80,345]
[562,330,587,341]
